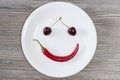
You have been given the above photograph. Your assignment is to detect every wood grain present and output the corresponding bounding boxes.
[0,0,120,80]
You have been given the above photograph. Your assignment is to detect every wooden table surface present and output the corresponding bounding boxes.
[0,0,120,80]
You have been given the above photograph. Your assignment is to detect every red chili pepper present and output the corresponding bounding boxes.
[33,39,79,62]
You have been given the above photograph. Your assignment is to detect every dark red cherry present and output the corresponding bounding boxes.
[68,27,76,36]
[43,27,52,35]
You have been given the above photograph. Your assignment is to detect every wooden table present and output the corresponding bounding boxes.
[0,0,120,80]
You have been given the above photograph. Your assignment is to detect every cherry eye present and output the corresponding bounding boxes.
[43,27,52,35]
[59,17,76,36]
[68,27,76,36]
[43,17,61,36]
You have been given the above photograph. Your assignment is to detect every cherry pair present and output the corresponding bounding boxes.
[43,17,76,36]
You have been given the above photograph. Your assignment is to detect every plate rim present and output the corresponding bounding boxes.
[21,1,97,78]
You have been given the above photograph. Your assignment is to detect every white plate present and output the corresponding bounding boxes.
[21,2,97,78]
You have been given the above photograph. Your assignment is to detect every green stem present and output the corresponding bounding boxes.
[33,39,44,51]
[59,18,69,28]
[50,17,62,27]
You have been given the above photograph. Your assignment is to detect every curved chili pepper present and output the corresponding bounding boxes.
[33,39,79,62]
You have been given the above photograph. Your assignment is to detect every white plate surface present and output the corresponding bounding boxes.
[21,2,97,78]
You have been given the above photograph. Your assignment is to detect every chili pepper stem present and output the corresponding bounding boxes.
[33,39,44,51]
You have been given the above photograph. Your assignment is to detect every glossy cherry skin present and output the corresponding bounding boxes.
[43,27,52,35]
[68,27,76,36]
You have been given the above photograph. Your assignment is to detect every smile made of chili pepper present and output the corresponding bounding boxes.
[33,39,79,62]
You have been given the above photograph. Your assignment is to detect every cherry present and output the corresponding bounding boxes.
[59,18,77,36]
[43,17,61,35]
[68,27,76,36]
[43,27,52,35]
[60,18,76,36]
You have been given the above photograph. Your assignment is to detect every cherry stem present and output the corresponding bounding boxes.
[59,17,69,28]
[50,17,70,28]
[50,17,62,27]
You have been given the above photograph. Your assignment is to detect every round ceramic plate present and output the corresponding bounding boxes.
[21,2,97,78]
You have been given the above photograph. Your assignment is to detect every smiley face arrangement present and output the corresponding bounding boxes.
[33,17,79,62]
[21,2,97,78]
